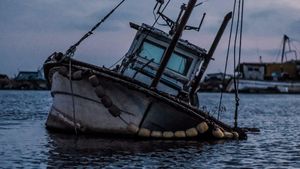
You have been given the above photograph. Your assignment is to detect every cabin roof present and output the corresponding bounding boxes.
[130,22,207,57]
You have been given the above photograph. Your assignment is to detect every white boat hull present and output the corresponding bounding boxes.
[226,79,300,93]
[46,71,204,134]
[47,72,149,134]
[43,58,247,139]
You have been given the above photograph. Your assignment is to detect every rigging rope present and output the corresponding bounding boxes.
[217,0,244,129]
[275,38,284,62]
[69,59,78,135]
[290,38,300,44]
[233,0,244,129]
[62,0,126,59]
[233,0,241,95]
[62,0,126,135]
[290,41,300,60]
[238,0,244,88]
[217,0,237,120]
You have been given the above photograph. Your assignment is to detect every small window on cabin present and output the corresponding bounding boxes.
[167,52,191,75]
[139,41,164,64]
[138,41,191,76]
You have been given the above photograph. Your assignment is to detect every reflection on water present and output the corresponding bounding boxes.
[0,91,300,168]
[47,133,216,168]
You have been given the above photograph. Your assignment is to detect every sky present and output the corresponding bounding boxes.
[0,0,300,77]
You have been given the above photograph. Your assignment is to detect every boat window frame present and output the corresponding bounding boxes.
[168,51,193,76]
[137,39,193,76]
[137,39,166,65]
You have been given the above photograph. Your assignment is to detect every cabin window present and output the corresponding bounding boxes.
[138,41,192,75]
[247,67,260,72]
[167,52,191,75]
[139,41,164,64]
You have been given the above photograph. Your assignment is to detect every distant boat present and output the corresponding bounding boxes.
[227,35,300,93]
[0,69,49,90]
[0,74,10,89]
[13,69,48,90]
[44,0,247,140]
[200,73,232,92]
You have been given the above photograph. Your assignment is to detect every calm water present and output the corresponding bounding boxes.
[0,91,300,168]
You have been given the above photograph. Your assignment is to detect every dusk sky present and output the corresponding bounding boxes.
[1,0,300,77]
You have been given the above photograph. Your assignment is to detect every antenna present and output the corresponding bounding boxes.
[154,0,206,35]
[185,12,206,31]
[154,0,164,12]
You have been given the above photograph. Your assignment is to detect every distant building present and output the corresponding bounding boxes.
[237,60,300,81]
[227,35,300,93]
[237,63,265,80]
[226,61,300,93]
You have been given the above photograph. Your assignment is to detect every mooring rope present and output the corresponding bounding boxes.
[233,0,244,128]
[58,0,127,135]
[217,0,244,129]
[61,0,126,61]
[217,0,237,120]
[237,0,244,90]
[68,59,78,135]
[233,0,241,95]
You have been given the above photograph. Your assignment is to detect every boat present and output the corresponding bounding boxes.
[0,69,49,90]
[227,35,300,93]
[13,69,49,90]
[199,73,232,92]
[44,0,247,140]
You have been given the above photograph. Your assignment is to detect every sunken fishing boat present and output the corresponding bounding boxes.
[44,0,247,140]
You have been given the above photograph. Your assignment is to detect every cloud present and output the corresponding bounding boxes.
[288,20,300,37]
[0,0,300,76]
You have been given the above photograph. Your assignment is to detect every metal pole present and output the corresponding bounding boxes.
[281,35,289,63]
[150,0,197,88]
[190,12,232,97]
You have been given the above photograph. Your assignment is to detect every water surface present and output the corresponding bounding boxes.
[0,91,299,168]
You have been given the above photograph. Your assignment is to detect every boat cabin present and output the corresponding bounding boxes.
[237,61,300,81]
[119,23,207,96]
[237,63,266,80]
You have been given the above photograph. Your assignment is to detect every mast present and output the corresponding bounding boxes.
[150,0,198,88]
[189,12,232,98]
[281,34,289,63]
